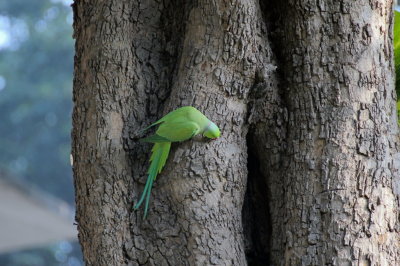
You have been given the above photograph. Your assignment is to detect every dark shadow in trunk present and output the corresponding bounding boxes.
[242,132,272,265]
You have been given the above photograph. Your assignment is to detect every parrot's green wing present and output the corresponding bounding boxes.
[158,106,199,123]
[140,122,200,143]
[140,106,209,133]
[140,106,199,132]
[140,121,200,143]
[140,121,163,132]
[140,134,170,143]
[156,121,200,142]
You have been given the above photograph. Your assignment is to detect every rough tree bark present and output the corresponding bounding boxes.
[72,0,400,265]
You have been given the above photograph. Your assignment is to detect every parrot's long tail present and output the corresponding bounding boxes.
[134,142,171,218]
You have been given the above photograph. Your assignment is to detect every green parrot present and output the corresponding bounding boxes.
[134,106,221,218]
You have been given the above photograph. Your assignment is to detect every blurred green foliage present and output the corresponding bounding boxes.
[0,0,82,265]
[0,0,74,203]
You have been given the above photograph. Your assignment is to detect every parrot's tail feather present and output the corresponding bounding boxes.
[143,177,154,219]
[134,142,171,218]
[133,175,152,210]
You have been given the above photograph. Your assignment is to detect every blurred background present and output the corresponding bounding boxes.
[0,0,82,265]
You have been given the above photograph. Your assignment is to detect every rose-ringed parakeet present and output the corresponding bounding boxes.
[134,106,221,218]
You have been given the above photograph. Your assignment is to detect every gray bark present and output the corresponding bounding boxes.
[264,1,400,264]
[72,0,400,265]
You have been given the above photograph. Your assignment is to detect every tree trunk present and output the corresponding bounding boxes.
[72,0,400,265]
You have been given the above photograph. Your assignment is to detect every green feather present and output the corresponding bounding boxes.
[140,120,164,133]
[134,142,171,218]
[133,171,152,210]
[156,121,200,142]
[140,134,170,143]
[134,106,221,218]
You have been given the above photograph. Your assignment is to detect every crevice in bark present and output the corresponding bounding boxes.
[158,0,187,104]
[258,0,280,51]
[259,0,287,99]
[242,131,271,266]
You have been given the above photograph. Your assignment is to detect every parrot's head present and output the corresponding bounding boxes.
[203,121,220,139]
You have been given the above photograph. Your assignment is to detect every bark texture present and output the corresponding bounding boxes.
[72,0,400,265]
[266,0,400,264]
